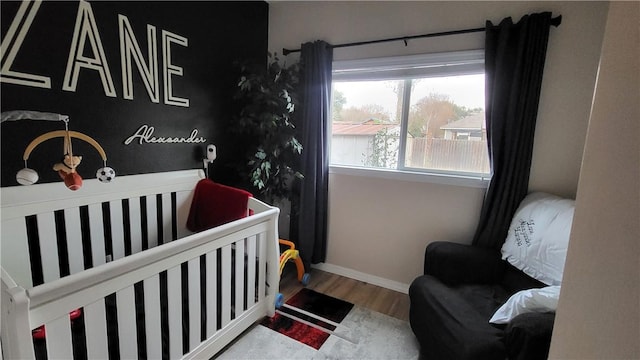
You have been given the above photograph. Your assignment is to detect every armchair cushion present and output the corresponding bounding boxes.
[505,312,555,360]
[424,241,505,285]
[409,275,509,359]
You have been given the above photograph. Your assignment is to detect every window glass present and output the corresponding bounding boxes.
[404,74,488,174]
[331,80,401,168]
[330,51,489,177]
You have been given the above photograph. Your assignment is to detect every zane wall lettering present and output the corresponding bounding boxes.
[1,0,189,107]
[124,124,206,145]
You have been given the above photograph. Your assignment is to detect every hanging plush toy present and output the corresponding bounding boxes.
[53,153,83,175]
[49,129,83,190]
[53,154,83,191]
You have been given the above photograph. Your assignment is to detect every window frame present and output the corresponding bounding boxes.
[330,50,490,187]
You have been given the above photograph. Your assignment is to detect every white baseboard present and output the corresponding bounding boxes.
[311,263,410,294]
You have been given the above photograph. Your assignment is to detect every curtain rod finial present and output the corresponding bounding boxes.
[551,15,562,27]
[283,48,297,56]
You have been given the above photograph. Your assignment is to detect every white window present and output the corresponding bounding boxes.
[330,50,490,181]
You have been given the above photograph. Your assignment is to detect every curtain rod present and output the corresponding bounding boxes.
[282,15,562,56]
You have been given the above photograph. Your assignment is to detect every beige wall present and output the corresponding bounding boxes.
[549,2,640,358]
[326,172,485,287]
[269,1,608,287]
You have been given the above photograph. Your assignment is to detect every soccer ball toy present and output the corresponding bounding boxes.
[96,167,116,183]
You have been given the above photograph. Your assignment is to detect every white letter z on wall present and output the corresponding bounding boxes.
[0,0,52,89]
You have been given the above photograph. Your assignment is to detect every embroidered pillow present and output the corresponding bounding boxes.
[501,192,575,285]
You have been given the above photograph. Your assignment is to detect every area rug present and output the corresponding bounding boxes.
[259,288,354,349]
[217,293,420,359]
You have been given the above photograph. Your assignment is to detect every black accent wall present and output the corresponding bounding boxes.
[1,1,268,187]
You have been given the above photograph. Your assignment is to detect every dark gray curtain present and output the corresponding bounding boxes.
[296,40,333,265]
[473,12,555,249]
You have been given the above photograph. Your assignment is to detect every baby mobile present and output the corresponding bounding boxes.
[1,110,116,191]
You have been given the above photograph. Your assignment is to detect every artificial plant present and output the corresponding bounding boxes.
[233,53,303,203]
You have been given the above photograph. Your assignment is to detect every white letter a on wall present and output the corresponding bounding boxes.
[63,0,116,97]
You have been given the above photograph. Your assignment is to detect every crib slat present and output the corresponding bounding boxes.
[129,197,143,255]
[205,250,217,336]
[109,200,125,260]
[234,240,245,315]
[167,266,182,359]
[258,233,266,302]
[161,193,173,244]
[116,285,137,359]
[175,190,193,239]
[246,235,257,307]
[146,195,159,249]
[88,203,107,266]
[221,245,231,327]
[45,316,73,360]
[37,213,60,283]
[144,274,162,360]
[188,258,201,350]
[84,300,109,359]
[1,218,32,288]
[64,207,85,275]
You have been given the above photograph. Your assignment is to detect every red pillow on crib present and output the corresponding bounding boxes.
[186,179,253,232]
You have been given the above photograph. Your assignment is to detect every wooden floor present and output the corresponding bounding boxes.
[278,266,410,321]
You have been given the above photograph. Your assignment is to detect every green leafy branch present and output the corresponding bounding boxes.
[234,53,304,202]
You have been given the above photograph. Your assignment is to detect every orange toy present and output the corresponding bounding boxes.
[279,239,310,286]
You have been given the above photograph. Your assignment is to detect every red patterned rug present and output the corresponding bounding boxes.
[260,288,354,349]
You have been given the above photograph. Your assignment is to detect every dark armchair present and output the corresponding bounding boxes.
[409,193,574,360]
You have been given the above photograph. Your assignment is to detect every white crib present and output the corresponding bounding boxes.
[0,169,280,359]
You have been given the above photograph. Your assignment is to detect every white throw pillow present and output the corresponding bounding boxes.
[533,207,575,285]
[500,192,575,285]
[489,286,561,324]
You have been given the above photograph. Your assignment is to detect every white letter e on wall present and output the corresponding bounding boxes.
[162,30,189,107]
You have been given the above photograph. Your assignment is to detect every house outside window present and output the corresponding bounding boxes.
[330,50,490,178]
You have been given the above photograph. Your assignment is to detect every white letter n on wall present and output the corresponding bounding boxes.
[63,0,116,97]
[119,15,159,103]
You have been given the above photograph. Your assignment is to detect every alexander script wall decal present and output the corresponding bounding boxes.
[124,124,206,145]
